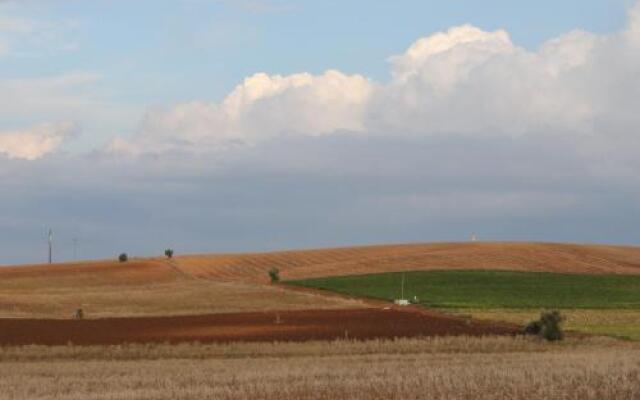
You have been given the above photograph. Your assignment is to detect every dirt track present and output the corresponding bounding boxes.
[0,308,518,346]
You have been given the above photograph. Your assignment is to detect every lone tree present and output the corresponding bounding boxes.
[268,267,280,283]
[164,249,174,259]
[118,253,128,263]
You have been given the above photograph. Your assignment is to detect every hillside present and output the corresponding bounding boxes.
[1,242,640,318]
[173,242,640,282]
[0,258,360,319]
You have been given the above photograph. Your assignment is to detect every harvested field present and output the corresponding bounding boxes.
[173,242,640,282]
[2,242,640,319]
[0,260,361,318]
[1,337,638,400]
[0,308,517,346]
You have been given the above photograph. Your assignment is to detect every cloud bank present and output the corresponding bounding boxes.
[2,2,640,264]
[111,3,640,157]
[108,70,373,154]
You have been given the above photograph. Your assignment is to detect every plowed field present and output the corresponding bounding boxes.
[173,242,640,283]
[2,242,640,319]
[0,308,518,346]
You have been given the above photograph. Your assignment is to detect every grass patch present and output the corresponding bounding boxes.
[290,270,640,309]
[290,270,640,340]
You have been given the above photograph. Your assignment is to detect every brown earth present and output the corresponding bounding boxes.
[1,241,639,339]
[0,307,518,346]
[0,259,177,285]
[3,242,639,285]
[173,242,640,282]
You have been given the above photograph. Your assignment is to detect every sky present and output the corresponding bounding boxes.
[0,0,639,265]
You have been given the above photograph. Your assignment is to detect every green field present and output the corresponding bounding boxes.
[290,270,640,309]
[289,270,640,340]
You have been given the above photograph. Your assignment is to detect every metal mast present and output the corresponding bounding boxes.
[48,229,53,264]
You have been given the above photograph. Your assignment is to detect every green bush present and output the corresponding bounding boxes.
[164,249,174,259]
[524,310,564,341]
[118,253,128,263]
[539,310,564,341]
[268,268,280,283]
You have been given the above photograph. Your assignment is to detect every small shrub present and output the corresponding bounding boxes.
[118,253,128,263]
[164,249,174,259]
[74,308,84,320]
[524,310,564,341]
[268,268,280,283]
[523,320,542,336]
[539,310,564,341]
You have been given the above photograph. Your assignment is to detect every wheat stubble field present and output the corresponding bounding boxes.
[1,337,639,400]
[1,242,640,399]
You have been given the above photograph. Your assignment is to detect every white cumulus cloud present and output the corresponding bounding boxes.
[368,26,605,136]
[388,25,515,85]
[112,70,373,154]
[0,122,77,160]
[111,1,640,156]
[626,1,640,42]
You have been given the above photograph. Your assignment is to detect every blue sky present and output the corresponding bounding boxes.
[1,0,640,264]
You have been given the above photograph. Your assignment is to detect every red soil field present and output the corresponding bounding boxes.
[0,308,518,346]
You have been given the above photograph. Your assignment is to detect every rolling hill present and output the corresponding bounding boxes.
[172,242,640,282]
[1,242,640,318]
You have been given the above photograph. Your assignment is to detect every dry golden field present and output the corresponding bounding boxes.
[2,242,640,399]
[4,241,639,319]
[0,337,638,400]
[1,242,639,341]
[0,259,361,318]
[174,241,640,282]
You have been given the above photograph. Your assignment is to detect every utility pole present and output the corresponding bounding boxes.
[48,229,53,264]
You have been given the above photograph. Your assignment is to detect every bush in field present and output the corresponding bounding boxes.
[164,249,174,259]
[539,310,564,341]
[523,320,542,336]
[524,310,564,341]
[268,268,280,283]
[118,253,128,263]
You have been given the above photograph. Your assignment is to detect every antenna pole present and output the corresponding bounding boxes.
[48,229,53,264]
